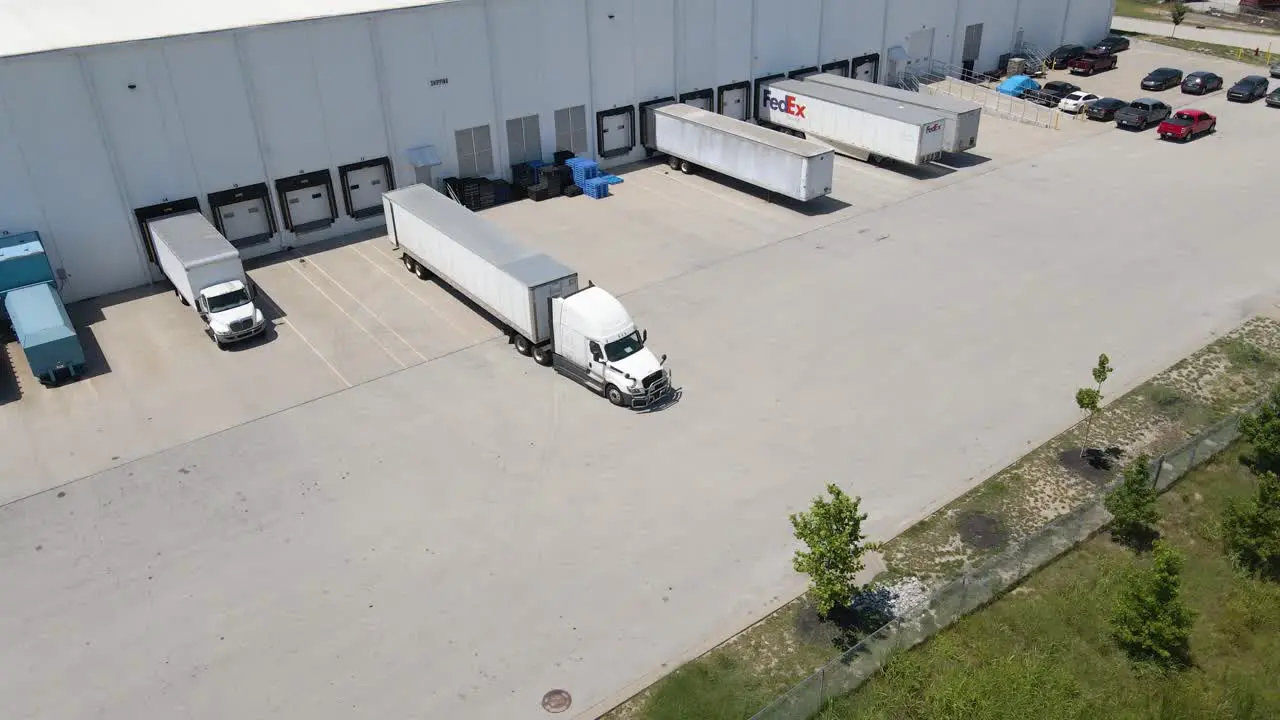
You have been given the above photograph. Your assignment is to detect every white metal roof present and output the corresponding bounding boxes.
[0,0,456,59]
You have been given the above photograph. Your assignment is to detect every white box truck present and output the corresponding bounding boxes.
[383,184,673,409]
[642,103,834,202]
[758,78,949,166]
[803,72,982,153]
[147,211,266,347]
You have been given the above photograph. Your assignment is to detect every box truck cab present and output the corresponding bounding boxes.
[546,285,671,408]
[147,211,266,347]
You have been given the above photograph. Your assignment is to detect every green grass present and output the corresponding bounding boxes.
[1114,0,1165,20]
[1136,35,1278,68]
[818,444,1280,720]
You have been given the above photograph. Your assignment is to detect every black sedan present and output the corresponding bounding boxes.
[1267,87,1280,108]
[1085,97,1129,121]
[1094,35,1131,53]
[1047,44,1089,70]
[1027,80,1081,107]
[1227,75,1270,102]
[1181,71,1223,95]
[1141,67,1183,91]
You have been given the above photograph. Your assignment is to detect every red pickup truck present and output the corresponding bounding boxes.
[1068,51,1118,76]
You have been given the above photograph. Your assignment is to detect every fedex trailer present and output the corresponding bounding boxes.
[758,78,949,166]
[804,73,981,153]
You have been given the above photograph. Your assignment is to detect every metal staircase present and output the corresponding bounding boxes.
[1014,42,1051,77]
[903,58,1063,130]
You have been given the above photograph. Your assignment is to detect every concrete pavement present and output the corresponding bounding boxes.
[1113,15,1280,51]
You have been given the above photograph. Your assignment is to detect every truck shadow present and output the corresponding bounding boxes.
[611,157,853,216]
[61,294,121,382]
[0,340,20,404]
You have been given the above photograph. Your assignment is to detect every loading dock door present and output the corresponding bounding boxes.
[852,54,879,83]
[721,86,748,120]
[217,199,271,247]
[345,164,388,216]
[684,95,712,111]
[285,186,332,233]
[600,112,633,156]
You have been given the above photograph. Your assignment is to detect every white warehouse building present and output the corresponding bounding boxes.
[0,0,1114,303]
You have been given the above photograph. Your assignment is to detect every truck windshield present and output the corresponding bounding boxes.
[604,331,644,362]
[206,288,251,313]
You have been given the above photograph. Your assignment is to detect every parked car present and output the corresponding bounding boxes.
[1068,50,1117,76]
[1114,98,1172,129]
[1059,91,1101,113]
[1141,67,1184,91]
[1094,35,1131,53]
[1227,75,1270,102]
[1267,87,1280,108]
[1028,80,1081,107]
[1047,44,1089,69]
[1180,71,1223,95]
[1085,97,1129,121]
[1157,109,1216,142]
[1271,60,1280,79]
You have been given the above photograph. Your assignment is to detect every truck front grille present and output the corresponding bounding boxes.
[230,318,254,332]
[642,371,664,389]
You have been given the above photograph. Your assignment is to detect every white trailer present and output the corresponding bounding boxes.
[148,211,266,346]
[758,78,949,166]
[803,72,982,153]
[643,103,834,202]
[383,184,673,408]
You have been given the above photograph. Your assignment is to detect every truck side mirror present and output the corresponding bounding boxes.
[642,329,648,343]
[660,354,667,365]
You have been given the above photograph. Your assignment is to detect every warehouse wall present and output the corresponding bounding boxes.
[0,0,1115,303]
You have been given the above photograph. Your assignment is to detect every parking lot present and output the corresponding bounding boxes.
[3,40,1279,720]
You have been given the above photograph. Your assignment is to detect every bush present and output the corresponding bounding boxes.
[1221,471,1280,581]
[1111,541,1194,669]
[1239,385,1280,475]
[791,484,880,617]
[1105,455,1160,549]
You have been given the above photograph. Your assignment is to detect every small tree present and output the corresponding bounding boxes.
[1111,540,1195,668]
[1076,353,1114,456]
[791,484,881,616]
[1239,384,1280,475]
[1221,471,1280,581]
[1106,455,1160,548]
[1170,2,1188,37]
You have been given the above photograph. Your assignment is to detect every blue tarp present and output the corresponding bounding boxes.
[997,75,1040,97]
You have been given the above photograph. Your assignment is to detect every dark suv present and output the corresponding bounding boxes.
[1227,75,1270,102]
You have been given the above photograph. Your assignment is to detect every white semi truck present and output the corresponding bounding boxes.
[758,78,949,166]
[803,72,982,154]
[641,102,835,202]
[148,211,266,347]
[383,184,672,409]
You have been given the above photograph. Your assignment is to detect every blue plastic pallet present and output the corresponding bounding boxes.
[600,175,624,185]
[581,177,610,199]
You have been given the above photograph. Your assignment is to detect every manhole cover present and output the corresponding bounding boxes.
[542,689,572,713]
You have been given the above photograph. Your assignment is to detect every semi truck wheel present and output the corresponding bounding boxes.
[679,160,695,174]
[414,263,429,280]
[513,335,532,356]
[667,156,680,170]
[606,384,626,407]
[403,255,415,272]
[532,344,553,366]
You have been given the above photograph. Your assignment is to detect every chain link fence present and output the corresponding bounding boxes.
[749,404,1257,720]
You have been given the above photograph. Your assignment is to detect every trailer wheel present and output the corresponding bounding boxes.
[403,255,415,272]
[667,156,681,170]
[532,344,553,366]
[414,262,430,280]
[606,384,626,407]
[679,160,695,174]
[514,335,533,356]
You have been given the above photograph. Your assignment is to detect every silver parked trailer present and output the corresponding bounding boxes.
[804,72,982,153]
[758,78,949,167]
[643,103,835,202]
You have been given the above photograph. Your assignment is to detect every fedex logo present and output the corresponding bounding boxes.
[763,90,807,118]
[924,122,943,133]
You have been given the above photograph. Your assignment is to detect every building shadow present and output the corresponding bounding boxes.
[0,341,20,404]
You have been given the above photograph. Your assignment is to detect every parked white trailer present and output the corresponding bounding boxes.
[148,211,266,346]
[803,73,982,153]
[643,103,834,202]
[758,79,949,166]
[383,184,673,408]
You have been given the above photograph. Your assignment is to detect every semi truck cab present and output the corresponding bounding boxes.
[196,279,265,344]
[548,286,671,408]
